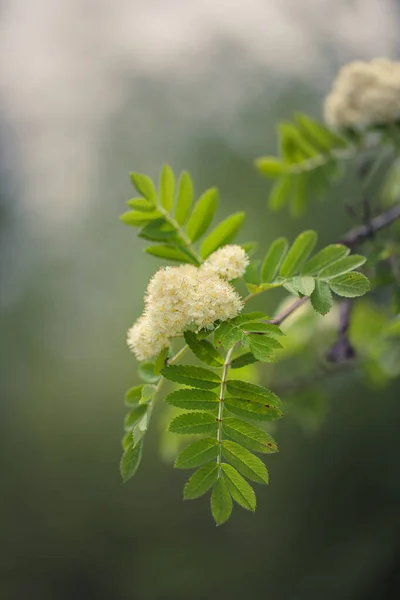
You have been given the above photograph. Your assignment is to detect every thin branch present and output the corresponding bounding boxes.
[269,296,308,325]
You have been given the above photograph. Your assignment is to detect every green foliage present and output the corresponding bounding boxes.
[168,412,219,435]
[161,365,221,389]
[211,477,233,525]
[165,389,219,411]
[175,438,219,469]
[200,212,245,258]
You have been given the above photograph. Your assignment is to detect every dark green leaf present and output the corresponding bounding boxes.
[319,255,367,279]
[247,334,282,361]
[168,411,219,435]
[130,172,158,203]
[221,464,256,511]
[222,440,269,484]
[230,353,259,369]
[124,405,148,431]
[186,187,218,242]
[145,245,195,264]
[225,397,283,421]
[211,476,233,525]
[184,463,219,499]
[280,230,318,278]
[165,388,219,411]
[255,156,286,178]
[222,418,278,454]
[214,321,243,350]
[292,275,315,296]
[232,312,270,324]
[175,171,194,225]
[124,385,144,407]
[301,244,350,275]
[200,212,245,258]
[184,331,223,367]
[328,272,370,298]
[120,440,143,483]
[160,365,221,389]
[159,164,175,211]
[240,322,283,336]
[261,237,289,282]
[226,380,281,406]
[310,280,333,315]
[175,438,219,469]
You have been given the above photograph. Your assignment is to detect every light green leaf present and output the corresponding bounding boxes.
[261,237,289,282]
[119,210,163,227]
[211,476,233,525]
[221,464,256,511]
[289,172,308,218]
[232,312,270,324]
[184,331,223,367]
[226,380,281,406]
[240,322,283,336]
[126,198,156,211]
[214,321,243,350]
[165,388,219,411]
[175,438,219,469]
[139,384,156,404]
[247,335,282,362]
[159,164,175,211]
[120,440,143,483]
[222,440,269,484]
[268,176,291,212]
[124,385,144,407]
[168,411,219,435]
[280,230,318,278]
[132,413,148,445]
[138,218,178,242]
[310,280,333,315]
[292,275,315,296]
[301,244,350,275]
[222,417,278,454]
[328,272,370,298]
[225,397,283,421]
[154,347,170,375]
[175,171,194,225]
[319,255,367,279]
[245,281,283,296]
[121,431,133,451]
[244,260,262,285]
[124,405,148,431]
[186,187,219,242]
[255,156,286,178]
[184,462,219,499]
[130,172,158,203]
[160,365,221,389]
[294,113,348,151]
[145,245,195,264]
[230,353,259,369]
[138,362,159,383]
[279,122,318,162]
[200,212,245,258]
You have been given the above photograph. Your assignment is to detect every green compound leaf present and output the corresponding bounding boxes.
[225,397,283,421]
[168,411,219,435]
[319,255,367,279]
[126,198,156,211]
[261,237,289,283]
[184,462,219,500]
[221,464,256,511]
[247,334,282,362]
[230,353,259,369]
[291,275,315,296]
[165,388,219,411]
[222,418,278,454]
[214,321,243,350]
[130,172,158,204]
[211,476,233,525]
[159,164,175,211]
[175,438,219,469]
[186,187,219,242]
[160,365,221,389]
[222,440,269,484]
[328,272,370,298]
[255,156,286,178]
[184,331,223,367]
[240,322,284,336]
[124,405,148,431]
[280,230,318,278]
[226,380,281,407]
[124,385,144,407]
[310,280,333,315]
[119,210,163,227]
[200,212,246,258]
[301,244,350,275]
[120,440,143,483]
[145,245,195,264]
[175,171,194,225]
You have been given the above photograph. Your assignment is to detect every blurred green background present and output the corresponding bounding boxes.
[1,1,400,598]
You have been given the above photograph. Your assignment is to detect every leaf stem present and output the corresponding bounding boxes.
[216,345,235,474]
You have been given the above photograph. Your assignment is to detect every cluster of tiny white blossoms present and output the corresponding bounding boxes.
[127,245,249,361]
[324,58,400,129]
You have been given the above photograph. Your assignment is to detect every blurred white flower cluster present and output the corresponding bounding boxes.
[127,245,249,360]
[324,58,400,128]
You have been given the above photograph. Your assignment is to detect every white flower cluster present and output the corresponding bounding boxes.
[324,58,400,128]
[127,245,248,361]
